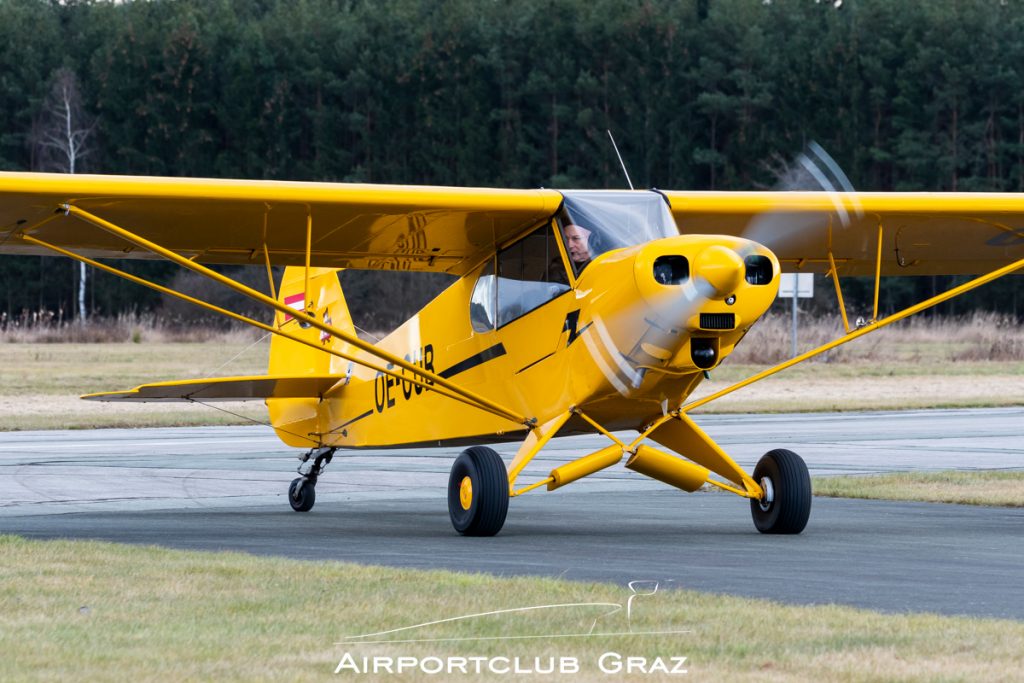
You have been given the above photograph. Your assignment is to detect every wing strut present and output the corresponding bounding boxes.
[23,205,532,427]
[19,231,518,426]
[826,218,886,333]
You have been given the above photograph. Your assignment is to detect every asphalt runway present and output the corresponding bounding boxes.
[2,408,1023,620]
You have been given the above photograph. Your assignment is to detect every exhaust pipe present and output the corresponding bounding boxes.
[625,445,709,492]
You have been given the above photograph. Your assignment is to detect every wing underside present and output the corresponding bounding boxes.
[0,172,561,276]
[2,173,1022,277]
[665,191,1024,276]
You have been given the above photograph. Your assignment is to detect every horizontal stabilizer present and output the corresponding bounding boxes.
[82,374,346,403]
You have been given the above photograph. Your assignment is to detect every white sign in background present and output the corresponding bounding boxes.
[778,272,814,298]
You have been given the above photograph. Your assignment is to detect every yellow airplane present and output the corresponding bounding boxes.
[1,172,1023,536]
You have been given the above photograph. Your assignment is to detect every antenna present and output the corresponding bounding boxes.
[606,130,634,190]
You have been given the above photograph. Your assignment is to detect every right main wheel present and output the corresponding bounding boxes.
[447,446,509,536]
[750,449,811,534]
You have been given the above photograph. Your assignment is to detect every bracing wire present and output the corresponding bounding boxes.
[188,397,319,446]
[202,331,272,378]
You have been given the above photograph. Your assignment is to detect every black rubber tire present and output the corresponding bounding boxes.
[447,446,509,536]
[750,449,811,534]
[289,477,315,512]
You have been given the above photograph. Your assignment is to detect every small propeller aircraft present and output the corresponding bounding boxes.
[1,169,1022,536]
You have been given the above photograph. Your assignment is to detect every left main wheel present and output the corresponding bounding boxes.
[289,477,315,512]
[448,446,509,536]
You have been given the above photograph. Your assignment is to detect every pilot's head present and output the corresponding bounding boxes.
[562,223,592,266]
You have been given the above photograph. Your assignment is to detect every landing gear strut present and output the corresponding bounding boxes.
[289,447,335,512]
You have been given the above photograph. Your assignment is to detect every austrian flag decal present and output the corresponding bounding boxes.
[283,293,305,322]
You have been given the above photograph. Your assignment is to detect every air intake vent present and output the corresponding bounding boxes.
[653,255,689,285]
[700,313,735,330]
[745,255,773,285]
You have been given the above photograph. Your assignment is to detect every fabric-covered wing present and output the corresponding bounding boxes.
[664,191,1024,276]
[0,172,561,276]
[82,374,346,402]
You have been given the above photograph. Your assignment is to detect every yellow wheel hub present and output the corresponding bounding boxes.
[459,476,473,510]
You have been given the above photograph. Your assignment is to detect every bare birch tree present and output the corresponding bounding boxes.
[34,67,95,323]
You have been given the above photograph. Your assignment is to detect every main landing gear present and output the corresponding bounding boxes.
[442,443,811,536]
[447,446,509,536]
[289,446,336,513]
[750,449,811,534]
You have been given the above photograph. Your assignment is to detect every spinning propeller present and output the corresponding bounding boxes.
[582,143,864,392]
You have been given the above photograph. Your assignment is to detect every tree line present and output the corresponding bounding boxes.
[1,0,1022,326]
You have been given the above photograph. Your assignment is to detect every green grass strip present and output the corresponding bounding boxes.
[2,535,1023,681]
[815,470,1024,508]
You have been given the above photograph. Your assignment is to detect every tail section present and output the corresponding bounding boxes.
[268,266,356,445]
[269,266,355,376]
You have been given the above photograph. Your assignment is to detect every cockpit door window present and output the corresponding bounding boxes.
[496,224,570,327]
[469,223,570,332]
[469,258,496,332]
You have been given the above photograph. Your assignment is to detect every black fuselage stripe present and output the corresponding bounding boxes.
[570,321,592,346]
[438,343,507,380]
[337,409,373,430]
[516,352,554,374]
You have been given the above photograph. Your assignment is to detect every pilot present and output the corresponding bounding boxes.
[562,222,593,274]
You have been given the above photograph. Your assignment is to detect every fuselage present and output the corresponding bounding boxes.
[267,191,780,448]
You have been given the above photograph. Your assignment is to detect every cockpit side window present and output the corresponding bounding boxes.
[469,224,570,332]
[494,224,570,327]
[469,258,496,332]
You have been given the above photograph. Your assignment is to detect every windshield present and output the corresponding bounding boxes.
[556,191,678,275]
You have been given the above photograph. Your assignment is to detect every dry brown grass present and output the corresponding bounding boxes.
[814,470,1024,507]
[0,341,269,430]
[2,535,1023,682]
[0,312,265,344]
[687,312,1024,413]
[4,311,1020,360]
[727,311,1024,365]
[0,395,266,431]
[2,314,1022,430]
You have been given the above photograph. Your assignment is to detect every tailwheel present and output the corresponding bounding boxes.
[289,477,315,512]
[288,446,335,513]
[448,446,509,536]
[750,449,811,534]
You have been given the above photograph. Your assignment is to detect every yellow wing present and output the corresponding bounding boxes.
[4,172,1023,277]
[83,374,345,402]
[0,172,561,275]
[664,191,1024,276]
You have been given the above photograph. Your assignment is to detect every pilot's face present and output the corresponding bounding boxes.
[563,224,592,264]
